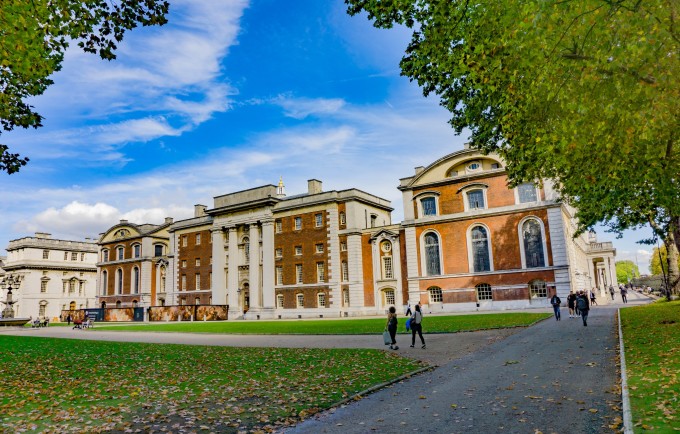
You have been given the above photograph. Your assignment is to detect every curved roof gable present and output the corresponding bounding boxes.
[405,149,503,188]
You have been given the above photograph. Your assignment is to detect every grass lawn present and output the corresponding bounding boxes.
[95,312,550,334]
[0,335,423,433]
[620,300,680,432]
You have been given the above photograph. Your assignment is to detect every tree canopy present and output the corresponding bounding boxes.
[650,245,680,276]
[346,0,679,293]
[0,0,170,173]
[615,260,639,284]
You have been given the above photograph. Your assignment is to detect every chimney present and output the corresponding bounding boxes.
[464,142,471,149]
[35,232,51,239]
[307,179,323,195]
[164,217,174,224]
[119,219,128,224]
[414,166,424,175]
[194,204,207,217]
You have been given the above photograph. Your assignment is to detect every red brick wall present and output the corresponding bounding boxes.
[274,210,329,286]
[177,229,213,293]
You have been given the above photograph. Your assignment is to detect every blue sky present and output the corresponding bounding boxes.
[1,0,654,272]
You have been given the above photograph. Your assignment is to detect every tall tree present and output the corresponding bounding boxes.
[346,0,680,293]
[616,260,639,284]
[650,245,680,276]
[0,0,170,174]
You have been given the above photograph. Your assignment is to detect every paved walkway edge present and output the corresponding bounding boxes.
[618,308,634,434]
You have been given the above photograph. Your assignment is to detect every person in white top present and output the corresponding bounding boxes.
[410,304,426,349]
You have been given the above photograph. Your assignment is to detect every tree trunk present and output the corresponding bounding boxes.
[668,221,680,297]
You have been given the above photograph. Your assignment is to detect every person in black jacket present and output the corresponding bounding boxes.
[550,293,562,321]
[566,291,577,318]
[576,290,590,326]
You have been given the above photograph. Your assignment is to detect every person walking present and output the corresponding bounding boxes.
[66,314,72,326]
[550,293,562,321]
[576,291,590,326]
[609,285,615,300]
[567,291,577,318]
[385,306,399,350]
[589,289,597,306]
[410,304,426,349]
[620,286,628,303]
[405,301,412,317]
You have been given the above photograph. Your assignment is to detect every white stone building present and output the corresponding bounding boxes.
[2,233,98,320]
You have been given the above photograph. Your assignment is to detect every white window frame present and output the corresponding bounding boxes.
[317,292,326,307]
[420,230,444,277]
[116,246,124,260]
[343,289,350,306]
[340,242,347,252]
[316,262,325,283]
[514,182,540,204]
[102,249,109,262]
[133,243,141,258]
[529,279,548,299]
[294,217,302,230]
[195,233,201,245]
[315,213,323,227]
[295,246,302,256]
[383,288,395,306]
[101,271,108,295]
[465,188,487,211]
[296,293,304,308]
[465,160,482,174]
[341,261,348,282]
[382,256,394,279]
[40,280,48,293]
[414,191,441,218]
[116,268,123,295]
[466,223,495,273]
[277,294,284,308]
[181,274,187,291]
[132,267,140,294]
[476,283,493,301]
[428,286,443,303]
[42,249,49,259]
[275,220,282,233]
[315,243,324,253]
[195,273,201,290]
[339,212,346,225]
[275,248,283,258]
[182,236,188,247]
[276,266,283,285]
[517,216,550,269]
[195,258,201,266]
[296,264,303,284]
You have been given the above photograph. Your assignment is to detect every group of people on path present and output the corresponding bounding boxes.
[551,290,592,326]
[384,302,426,351]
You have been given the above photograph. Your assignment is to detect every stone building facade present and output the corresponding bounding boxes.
[1,233,98,320]
[93,148,616,318]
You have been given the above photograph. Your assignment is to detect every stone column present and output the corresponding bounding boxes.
[261,219,275,311]
[211,227,227,305]
[227,227,240,315]
[249,224,261,309]
[346,232,364,310]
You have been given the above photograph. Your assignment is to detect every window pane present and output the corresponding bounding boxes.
[429,286,443,303]
[384,290,395,305]
[518,183,538,203]
[383,256,393,279]
[471,226,491,272]
[424,233,441,275]
[476,283,493,300]
[467,190,485,209]
[421,197,436,216]
[523,219,545,267]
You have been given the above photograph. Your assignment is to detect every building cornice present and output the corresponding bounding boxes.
[400,202,561,228]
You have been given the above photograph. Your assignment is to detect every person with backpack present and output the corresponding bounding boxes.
[576,290,590,326]
[549,293,562,321]
[409,304,426,349]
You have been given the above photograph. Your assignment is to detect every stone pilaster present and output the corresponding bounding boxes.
[248,224,261,309]
[211,227,227,305]
[261,220,275,310]
[227,227,240,316]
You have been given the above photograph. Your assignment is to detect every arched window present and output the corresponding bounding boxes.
[101,271,108,295]
[522,219,546,268]
[529,279,547,299]
[428,286,443,303]
[276,294,284,308]
[476,283,493,301]
[132,300,138,307]
[132,267,140,294]
[383,289,395,306]
[471,226,491,272]
[116,269,123,295]
[116,300,122,308]
[424,232,441,276]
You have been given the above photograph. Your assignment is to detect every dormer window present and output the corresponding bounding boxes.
[466,161,481,173]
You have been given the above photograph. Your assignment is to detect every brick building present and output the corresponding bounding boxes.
[95,148,616,318]
[97,219,172,308]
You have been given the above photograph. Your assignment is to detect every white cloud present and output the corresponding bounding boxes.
[275,96,346,119]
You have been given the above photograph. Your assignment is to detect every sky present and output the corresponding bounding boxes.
[0,0,654,273]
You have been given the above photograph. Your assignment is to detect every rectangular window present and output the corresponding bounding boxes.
[182,236,188,247]
[341,261,348,282]
[42,250,49,259]
[340,242,347,252]
[384,290,396,305]
[318,293,326,307]
[343,289,350,306]
[383,256,394,279]
[133,244,141,258]
[40,281,47,293]
[277,294,284,308]
[295,246,302,256]
[315,213,323,227]
[275,220,282,233]
[296,264,303,284]
[294,217,302,230]
[182,260,187,268]
[63,281,67,293]
[467,190,485,209]
[195,274,201,290]
[316,262,325,283]
[64,252,68,260]
[117,247,124,260]
[80,252,85,261]
[196,233,201,245]
[518,182,538,203]
[421,197,437,216]
[275,248,283,258]
[276,266,283,285]
[195,258,201,266]
[102,250,109,262]
[296,293,304,308]
[491,163,500,169]
[340,212,346,225]
[370,214,377,228]
[315,243,324,253]
[181,275,186,290]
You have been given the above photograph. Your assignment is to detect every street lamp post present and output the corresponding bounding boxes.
[0,274,22,319]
